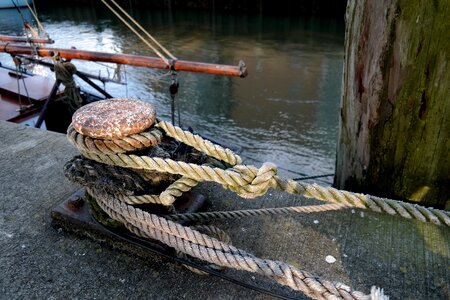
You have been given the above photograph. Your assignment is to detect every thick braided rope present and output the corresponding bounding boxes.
[79,150,450,227]
[165,204,345,223]
[79,151,277,198]
[89,188,376,300]
[87,188,254,257]
[114,193,162,205]
[156,120,242,166]
[112,176,200,205]
[275,178,450,227]
[160,176,200,205]
[94,177,199,206]
[67,124,163,155]
[177,225,231,275]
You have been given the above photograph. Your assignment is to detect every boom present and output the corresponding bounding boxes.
[0,43,248,78]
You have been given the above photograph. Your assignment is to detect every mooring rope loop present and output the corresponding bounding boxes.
[67,110,450,299]
[67,124,163,155]
[73,121,449,227]
[88,188,380,300]
[156,120,242,166]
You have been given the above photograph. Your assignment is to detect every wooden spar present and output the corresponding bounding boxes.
[0,35,54,44]
[0,43,248,78]
[14,54,123,84]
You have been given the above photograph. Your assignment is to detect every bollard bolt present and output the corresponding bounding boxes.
[67,196,84,211]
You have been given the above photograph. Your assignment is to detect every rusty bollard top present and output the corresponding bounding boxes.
[72,98,156,139]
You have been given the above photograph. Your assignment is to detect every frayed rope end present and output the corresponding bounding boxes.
[370,286,389,300]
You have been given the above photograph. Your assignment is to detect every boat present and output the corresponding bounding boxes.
[0,62,62,127]
[0,0,247,133]
[0,60,109,132]
[0,0,32,9]
[0,39,246,133]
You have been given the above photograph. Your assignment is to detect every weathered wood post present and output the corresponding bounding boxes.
[335,0,450,208]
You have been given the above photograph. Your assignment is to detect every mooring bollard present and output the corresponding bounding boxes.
[58,98,397,300]
[71,98,156,139]
[65,98,210,220]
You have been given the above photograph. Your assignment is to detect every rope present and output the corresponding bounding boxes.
[54,60,83,113]
[100,0,171,65]
[108,0,177,60]
[89,188,379,300]
[64,155,189,206]
[156,120,242,166]
[75,121,449,228]
[64,111,397,299]
[274,179,450,227]
[177,225,230,275]
[164,204,346,223]
[67,124,163,155]
[25,1,50,39]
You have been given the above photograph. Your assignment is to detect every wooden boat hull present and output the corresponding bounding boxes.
[0,64,100,133]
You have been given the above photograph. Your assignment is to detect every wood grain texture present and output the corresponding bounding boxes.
[335,0,450,207]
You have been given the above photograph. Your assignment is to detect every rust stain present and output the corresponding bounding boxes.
[72,98,156,139]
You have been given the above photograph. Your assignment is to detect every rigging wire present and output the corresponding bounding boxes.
[100,0,171,65]
[100,0,182,125]
[11,0,35,53]
[11,56,32,110]
[123,64,128,98]
[25,1,50,39]
[108,0,177,61]
[93,61,117,70]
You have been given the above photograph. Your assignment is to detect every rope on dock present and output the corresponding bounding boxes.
[67,124,163,155]
[76,120,450,228]
[66,119,391,299]
[88,187,382,300]
[164,203,346,222]
[69,99,450,299]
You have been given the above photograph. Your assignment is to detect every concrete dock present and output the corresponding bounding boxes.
[0,120,449,299]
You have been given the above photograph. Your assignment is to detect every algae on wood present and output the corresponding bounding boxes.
[335,0,450,208]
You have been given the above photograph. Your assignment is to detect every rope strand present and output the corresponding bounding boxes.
[108,0,177,60]
[66,103,442,299]
[89,188,377,300]
[165,203,346,222]
[25,1,49,39]
[100,0,171,65]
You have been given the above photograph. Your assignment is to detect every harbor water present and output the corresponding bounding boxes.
[0,5,344,183]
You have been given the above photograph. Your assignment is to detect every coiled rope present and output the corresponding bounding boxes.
[88,187,382,300]
[64,96,446,299]
[70,120,450,227]
[66,112,401,299]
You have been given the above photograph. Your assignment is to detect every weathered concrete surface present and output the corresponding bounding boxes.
[0,120,449,299]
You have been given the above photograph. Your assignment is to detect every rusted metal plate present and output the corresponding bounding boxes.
[72,98,156,139]
[50,188,293,299]
[51,188,207,243]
